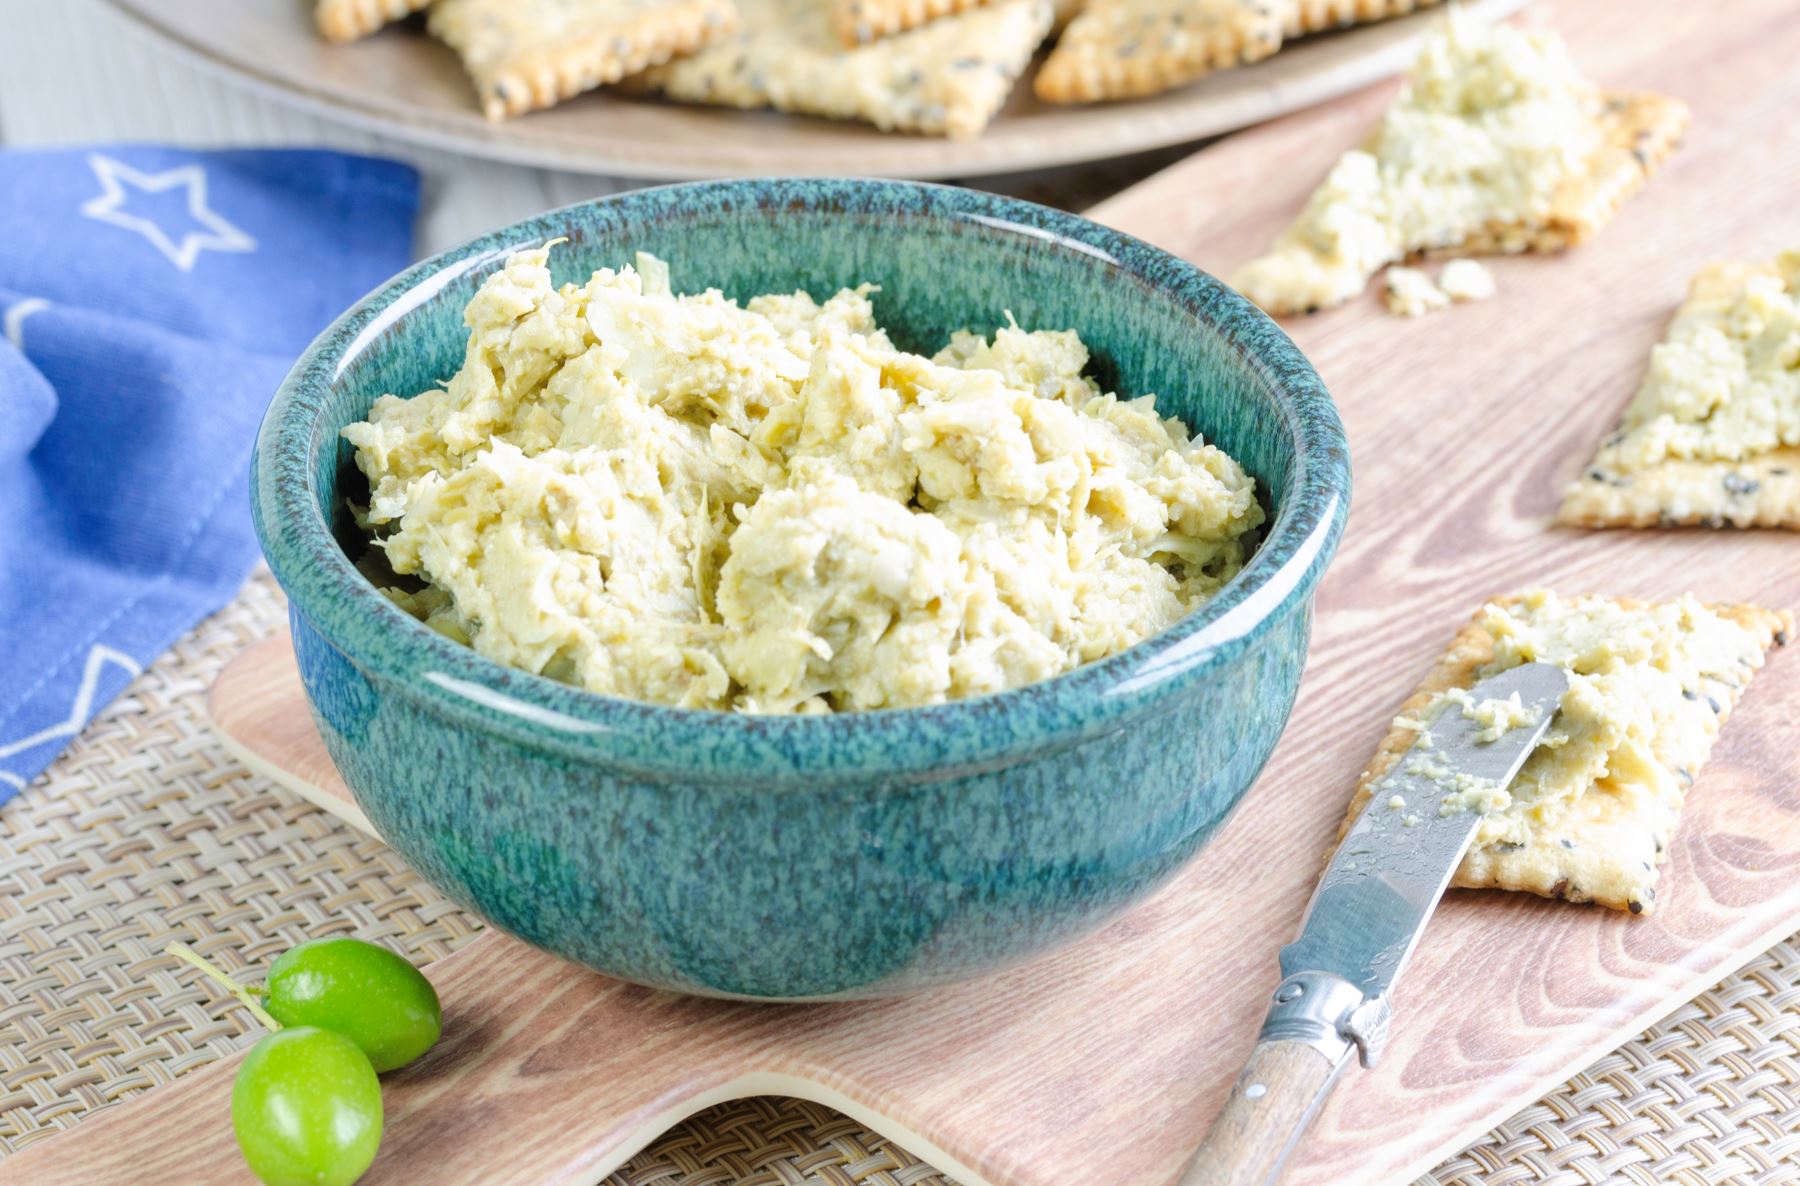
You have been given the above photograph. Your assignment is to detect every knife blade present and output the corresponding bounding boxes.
[1278,658,1572,1027]
[1180,660,1570,1186]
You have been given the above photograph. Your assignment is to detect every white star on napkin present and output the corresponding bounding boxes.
[79,154,257,272]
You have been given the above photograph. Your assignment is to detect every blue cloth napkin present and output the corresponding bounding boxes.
[0,146,418,800]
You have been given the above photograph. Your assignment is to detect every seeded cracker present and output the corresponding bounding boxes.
[832,0,994,46]
[1231,15,1688,316]
[316,0,434,42]
[1284,0,1442,37]
[639,0,1053,139]
[1034,0,1285,104]
[1337,592,1790,914]
[1561,253,1800,530]
[428,0,737,120]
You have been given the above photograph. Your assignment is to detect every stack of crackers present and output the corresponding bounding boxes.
[313,0,1448,138]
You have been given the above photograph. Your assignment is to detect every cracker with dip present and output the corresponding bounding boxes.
[1339,591,1791,915]
[1561,250,1800,530]
[1232,13,1688,315]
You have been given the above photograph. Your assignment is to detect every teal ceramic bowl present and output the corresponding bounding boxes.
[252,179,1349,1000]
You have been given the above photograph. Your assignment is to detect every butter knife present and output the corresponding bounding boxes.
[1181,660,1570,1186]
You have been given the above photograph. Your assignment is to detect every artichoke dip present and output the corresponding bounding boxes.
[343,248,1264,714]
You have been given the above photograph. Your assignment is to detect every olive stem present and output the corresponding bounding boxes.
[165,942,281,1031]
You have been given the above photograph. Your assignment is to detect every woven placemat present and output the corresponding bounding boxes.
[3,573,1799,1185]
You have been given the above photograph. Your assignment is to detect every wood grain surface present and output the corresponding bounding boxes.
[96,0,1522,180]
[7,1,1799,1184]
[208,634,374,836]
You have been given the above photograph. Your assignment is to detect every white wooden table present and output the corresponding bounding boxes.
[0,0,1185,255]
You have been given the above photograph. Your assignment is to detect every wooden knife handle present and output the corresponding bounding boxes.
[1177,1038,1351,1186]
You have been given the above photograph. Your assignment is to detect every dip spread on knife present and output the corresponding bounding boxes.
[343,247,1263,714]
[1345,590,1790,914]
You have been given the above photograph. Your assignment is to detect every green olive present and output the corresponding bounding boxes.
[263,937,442,1073]
[232,1027,382,1186]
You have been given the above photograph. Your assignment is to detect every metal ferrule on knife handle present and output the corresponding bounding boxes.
[1258,971,1391,1068]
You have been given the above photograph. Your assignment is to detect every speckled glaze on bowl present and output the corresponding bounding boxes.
[252,179,1349,1000]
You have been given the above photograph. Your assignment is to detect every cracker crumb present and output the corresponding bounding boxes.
[1384,260,1497,317]
[1384,266,1450,317]
[1439,258,1497,303]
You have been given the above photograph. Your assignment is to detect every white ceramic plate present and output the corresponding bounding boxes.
[101,0,1525,180]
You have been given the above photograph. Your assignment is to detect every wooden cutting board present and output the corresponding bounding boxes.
[8,0,1800,1183]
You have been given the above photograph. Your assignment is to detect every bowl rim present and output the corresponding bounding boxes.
[253,177,1350,780]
